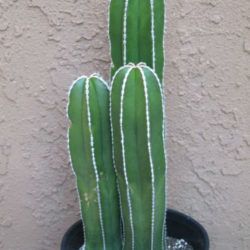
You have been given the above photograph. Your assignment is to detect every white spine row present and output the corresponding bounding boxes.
[141,65,167,249]
[123,0,129,65]
[120,67,135,250]
[67,76,88,244]
[162,86,167,249]
[150,0,156,71]
[157,69,168,250]
[139,67,156,250]
[162,0,167,84]
[85,78,106,250]
[107,0,114,80]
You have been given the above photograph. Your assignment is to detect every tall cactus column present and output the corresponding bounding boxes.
[110,64,167,250]
[109,0,165,82]
[68,75,122,250]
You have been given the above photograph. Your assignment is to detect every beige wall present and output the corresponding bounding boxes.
[0,0,249,249]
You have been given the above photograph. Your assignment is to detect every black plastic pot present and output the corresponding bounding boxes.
[61,209,209,250]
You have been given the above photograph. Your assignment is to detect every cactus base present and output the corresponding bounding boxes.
[61,209,209,250]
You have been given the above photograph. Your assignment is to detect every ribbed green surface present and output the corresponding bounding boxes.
[68,75,122,250]
[110,64,166,250]
[109,0,165,82]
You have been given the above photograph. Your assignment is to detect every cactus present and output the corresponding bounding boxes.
[68,74,122,250]
[110,63,167,250]
[67,0,168,249]
[109,0,165,82]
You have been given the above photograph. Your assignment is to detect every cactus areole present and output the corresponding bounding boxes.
[67,0,167,249]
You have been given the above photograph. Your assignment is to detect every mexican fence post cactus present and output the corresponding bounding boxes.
[109,0,165,82]
[68,74,122,250]
[110,63,167,250]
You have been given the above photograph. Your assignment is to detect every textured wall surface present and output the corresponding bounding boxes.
[0,0,249,249]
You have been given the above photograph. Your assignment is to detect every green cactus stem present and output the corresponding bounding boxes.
[110,63,167,250]
[68,74,122,250]
[109,0,165,82]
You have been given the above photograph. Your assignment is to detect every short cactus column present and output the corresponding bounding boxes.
[68,75,122,250]
[110,63,167,250]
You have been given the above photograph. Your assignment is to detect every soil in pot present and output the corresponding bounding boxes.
[79,237,193,250]
[167,237,193,249]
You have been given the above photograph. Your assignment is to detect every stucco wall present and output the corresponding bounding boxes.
[0,0,249,249]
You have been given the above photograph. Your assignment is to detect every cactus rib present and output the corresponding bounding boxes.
[141,65,168,249]
[110,67,131,249]
[120,66,136,250]
[138,66,156,250]
[85,77,106,250]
